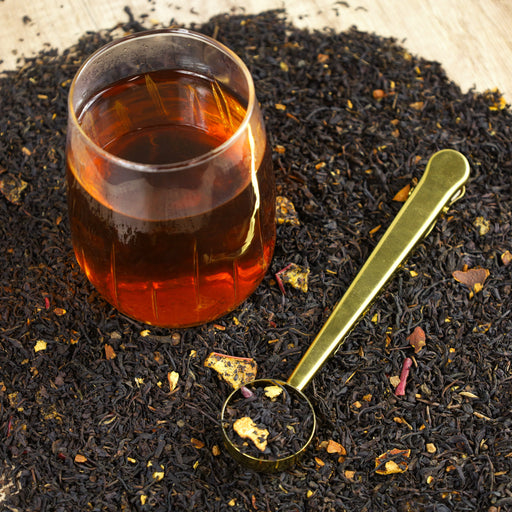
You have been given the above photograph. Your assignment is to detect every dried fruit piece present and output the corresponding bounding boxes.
[232,416,269,452]
[167,371,179,391]
[392,184,411,202]
[276,263,310,293]
[152,465,165,481]
[276,196,300,225]
[264,385,283,399]
[389,375,401,388]
[473,216,490,236]
[104,343,116,360]
[409,101,424,110]
[426,443,436,454]
[407,326,426,353]
[190,438,205,449]
[34,340,47,352]
[0,173,28,204]
[452,267,490,294]
[375,448,411,474]
[326,439,346,456]
[501,250,511,266]
[204,352,257,389]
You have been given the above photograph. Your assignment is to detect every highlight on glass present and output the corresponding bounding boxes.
[66,29,275,328]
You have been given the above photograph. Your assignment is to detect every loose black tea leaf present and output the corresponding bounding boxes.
[1,7,511,512]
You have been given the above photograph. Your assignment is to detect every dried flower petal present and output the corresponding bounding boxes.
[240,386,254,398]
[395,358,413,396]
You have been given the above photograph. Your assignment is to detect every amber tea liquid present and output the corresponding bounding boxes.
[67,69,275,327]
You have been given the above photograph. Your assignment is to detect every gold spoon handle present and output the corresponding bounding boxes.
[287,149,470,391]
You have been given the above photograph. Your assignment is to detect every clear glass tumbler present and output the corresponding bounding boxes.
[66,29,275,327]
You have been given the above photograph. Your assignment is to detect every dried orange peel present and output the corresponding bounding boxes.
[232,417,269,452]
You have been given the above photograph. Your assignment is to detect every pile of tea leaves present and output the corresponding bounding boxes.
[1,8,511,512]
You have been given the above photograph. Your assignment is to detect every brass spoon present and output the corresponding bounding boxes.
[221,149,470,472]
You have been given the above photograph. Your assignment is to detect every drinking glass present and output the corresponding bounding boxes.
[66,29,275,327]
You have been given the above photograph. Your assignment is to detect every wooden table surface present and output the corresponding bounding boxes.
[1,0,512,102]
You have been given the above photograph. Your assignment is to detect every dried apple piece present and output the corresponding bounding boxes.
[204,352,257,389]
[452,267,490,294]
[232,417,269,452]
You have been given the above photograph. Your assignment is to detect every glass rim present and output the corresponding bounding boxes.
[68,28,257,173]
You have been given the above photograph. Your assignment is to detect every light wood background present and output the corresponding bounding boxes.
[1,0,512,102]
